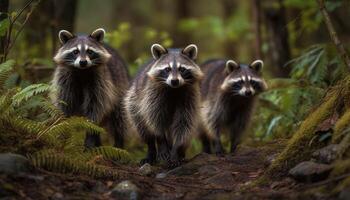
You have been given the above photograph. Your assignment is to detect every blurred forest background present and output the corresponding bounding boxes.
[2,0,349,144]
[2,0,350,198]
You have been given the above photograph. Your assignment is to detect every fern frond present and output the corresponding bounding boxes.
[12,83,52,106]
[0,114,43,135]
[40,100,64,120]
[0,90,15,114]
[0,60,15,88]
[88,146,133,164]
[29,151,119,179]
[38,116,106,141]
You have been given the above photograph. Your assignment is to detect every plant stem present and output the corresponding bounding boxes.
[316,0,350,70]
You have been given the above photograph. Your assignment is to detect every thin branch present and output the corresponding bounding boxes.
[7,6,35,52]
[11,0,35,25]
[3,0,37,61]
[316,0,350,70]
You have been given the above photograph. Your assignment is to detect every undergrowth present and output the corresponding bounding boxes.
[0,60,132,179]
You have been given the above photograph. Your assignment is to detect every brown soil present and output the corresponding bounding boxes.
[0,144,326,200]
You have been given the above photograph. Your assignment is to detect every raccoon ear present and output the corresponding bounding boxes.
[58,30,75,44]
[225,60,239,73]
[90,28,105,42]
[151,44,168,59]
[250,60,264,72]
[182,44,198,60]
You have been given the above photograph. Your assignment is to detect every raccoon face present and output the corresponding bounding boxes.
[53,28,111,69]
[147,44,203,88]
[220,60,267,97]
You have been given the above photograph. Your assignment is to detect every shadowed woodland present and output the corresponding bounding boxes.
[1,0,350,199]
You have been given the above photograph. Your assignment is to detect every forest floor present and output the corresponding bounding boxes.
[0,141,323,200]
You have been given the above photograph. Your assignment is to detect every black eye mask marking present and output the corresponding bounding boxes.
[250,80,264,91]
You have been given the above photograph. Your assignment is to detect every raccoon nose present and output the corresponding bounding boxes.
[245,90,253,96]
[171,79,180,87]
[80,60,88,67]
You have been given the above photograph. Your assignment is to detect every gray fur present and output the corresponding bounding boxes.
[124,44,203,167]
[52,28,129,148]
[199,59,267,154]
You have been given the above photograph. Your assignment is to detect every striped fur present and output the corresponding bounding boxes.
[124,44,202,167]
[199,59,267,154]
[52,28,130,148]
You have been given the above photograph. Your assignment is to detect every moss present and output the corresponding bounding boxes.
[337,133,350,159]
[264,91,340,178]
[333,110,350,143]
[330,159,350,177]
[334,176,350,194]
[342,76,350,108]
[329,159,350,194]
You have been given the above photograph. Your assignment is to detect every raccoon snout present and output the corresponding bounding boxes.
[79,60,88,67]
[244,90,253,96]
[171,79,180,87]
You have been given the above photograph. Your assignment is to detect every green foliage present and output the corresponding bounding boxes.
[87,146,133,164]
[30,150,119,179]
[0,18,10,37]
[12,83,52,106]
[0,60,132,178]
[265,89,340,177]
[286,45,347,86]
[0,60,15,87]
[252,42,346,140]
[105,22,131,49]
[105,22,173,76]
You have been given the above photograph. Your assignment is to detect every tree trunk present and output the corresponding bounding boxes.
[24,0,77,57]
[52,0,78,53]
[173,0,191,47]
[24,1,53,57]
[263,0,291,77]
[316,0,350,70]
[252,0,262,59]
[0,0,9,62]
[222,0,237,57]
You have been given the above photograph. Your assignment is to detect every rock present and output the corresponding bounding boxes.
[198,165,219,176]
[52,192,64,200]
[167,153,220,176]
[155,172,167,179]
[138,163,152,176]
[289,161,332,182]
[264,154,277,167]
[338,188,350,200]
[111,180,139,200]
[0,153,32,174]
[312,144,339,164]
[93,181,107,193]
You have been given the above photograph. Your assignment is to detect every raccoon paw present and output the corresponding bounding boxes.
[140,157,156,165]
[215,150,225,157]
[167,159,183,169]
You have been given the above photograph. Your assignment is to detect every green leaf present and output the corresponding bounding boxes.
[0,60,15,87]
[12,83,52,106]
[0,18,9,37]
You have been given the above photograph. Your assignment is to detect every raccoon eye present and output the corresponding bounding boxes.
[73,49,79,55]
[87,49,94,55]
[165,67,171,73]
[178,67,186,73]
[250,80,260,88]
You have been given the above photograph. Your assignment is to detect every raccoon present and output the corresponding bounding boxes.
[199,59,267,154]
[124,44,203,167]
[52,28,129,148]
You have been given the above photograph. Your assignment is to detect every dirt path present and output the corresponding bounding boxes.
[1,145,302,200]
